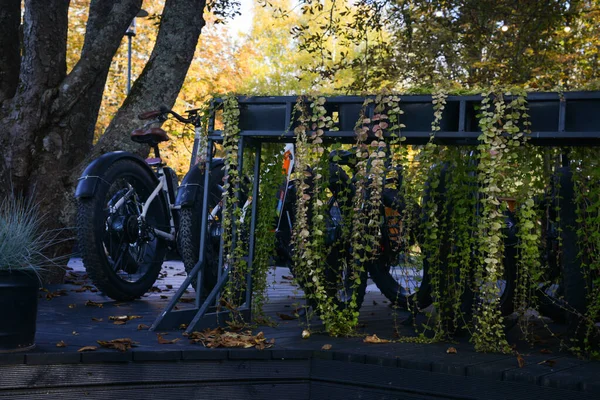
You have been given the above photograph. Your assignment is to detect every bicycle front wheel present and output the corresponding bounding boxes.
[77,159,168,301]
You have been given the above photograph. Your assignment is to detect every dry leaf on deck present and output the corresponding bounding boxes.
[446,347,458,354]
[85,300,103,308]
[91,317,103,322]
[137,324,150,330]
[56,341,67,348]
[157,334,180,344]
[302,330,311,339]
[109,315,142,324]
[97,338,138,352]
[363,334,390,344]
[78,346,97,352]
[277,312,297,320]
[179,298,195,303]
[538,359,557,367]
[517,354,525,368]
[188,328,274,350]
[321,344,332,350]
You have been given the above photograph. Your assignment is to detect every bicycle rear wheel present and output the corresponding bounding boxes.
[77,160,168,301]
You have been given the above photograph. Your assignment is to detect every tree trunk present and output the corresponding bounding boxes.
[0,0,21,103]
[0,0,207,283]
[89,0,207,159]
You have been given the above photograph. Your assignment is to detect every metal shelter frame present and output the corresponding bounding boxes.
[151,91,600,333]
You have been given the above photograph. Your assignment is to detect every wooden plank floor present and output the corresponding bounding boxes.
[0,258,598,399]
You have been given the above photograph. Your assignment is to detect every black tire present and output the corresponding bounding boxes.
[370,253,432,310]
[77,159,168,301]
[370,186,433,310]
[177,167,224,295]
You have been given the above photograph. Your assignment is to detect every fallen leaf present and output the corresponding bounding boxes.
[78,346,97,352]
[179,324,188,330]
[517,354,525,368]
[157,334,180,344]
[225,320,247,331]
[277,312,297,320]
[302,330,311,339]
[68,304,76,309]
[109,315,142,324]
[188,328,274,350]
[282,275,294,280]
[97,338,138,352]
[91,317,103,322]
[166,284,173,289]
[148,286,162,293]
[179,298,195,303]
[372,300,378,306]
[56,341,67,348]
[538,359,557,367]
[72,331,79,336]
[160,295,168,299]
[364,334,390,344]
[446,347,458,354]
[321,344,332,350]
[46,289,68,300]
[137,324,150,330]
[85,300,103,308]
[74,285,94,293]
[540,348,553,354]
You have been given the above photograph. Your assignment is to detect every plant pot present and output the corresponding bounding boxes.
[0,270,39,353]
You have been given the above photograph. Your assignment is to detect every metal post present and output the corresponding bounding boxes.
[125,20,135,95]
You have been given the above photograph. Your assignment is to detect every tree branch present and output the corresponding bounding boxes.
[51,0,142,118]
[90,0,207,158]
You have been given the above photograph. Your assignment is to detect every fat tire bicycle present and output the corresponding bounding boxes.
[75,107,216,301]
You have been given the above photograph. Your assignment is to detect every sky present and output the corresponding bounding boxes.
[228,0,255,37]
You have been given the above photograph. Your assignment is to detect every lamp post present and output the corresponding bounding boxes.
[125,9,149,94]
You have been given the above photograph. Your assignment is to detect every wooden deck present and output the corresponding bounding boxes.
[0,259,598,399]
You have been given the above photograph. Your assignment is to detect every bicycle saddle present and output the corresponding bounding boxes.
[131,127,169,145]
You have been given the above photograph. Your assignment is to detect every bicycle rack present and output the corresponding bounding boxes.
[151,92,600,333]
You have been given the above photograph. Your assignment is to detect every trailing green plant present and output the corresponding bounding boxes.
[220,95,249,310]
[251,143,285,317]
[571,147,600,357]
[472,88,534,352]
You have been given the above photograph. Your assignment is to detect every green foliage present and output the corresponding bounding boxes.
[220,96,249,310]
[571,148,600,357]
[287,0,600,91]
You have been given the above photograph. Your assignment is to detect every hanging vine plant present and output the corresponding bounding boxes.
[220,95,249,313]
[571,147,600,357]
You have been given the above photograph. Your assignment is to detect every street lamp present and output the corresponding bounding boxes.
[125,9,149,94]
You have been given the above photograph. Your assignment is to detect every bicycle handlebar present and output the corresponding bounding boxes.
[138,106,193,124]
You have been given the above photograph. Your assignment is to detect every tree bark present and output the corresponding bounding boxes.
[89,0,207,159]
[0,0,207,284]
[0,0,21,103]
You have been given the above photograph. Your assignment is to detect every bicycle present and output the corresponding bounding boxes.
[75,106,221,301]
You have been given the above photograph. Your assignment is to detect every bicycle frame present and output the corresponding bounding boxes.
[109,161,177,243]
